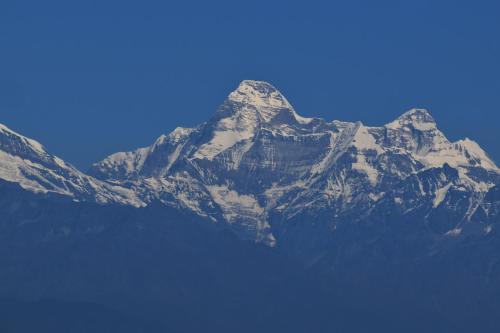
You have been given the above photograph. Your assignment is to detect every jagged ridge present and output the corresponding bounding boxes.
[1,80,499,246]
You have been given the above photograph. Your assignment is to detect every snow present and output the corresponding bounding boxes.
[151,135,167,149]
[352,124,383,153]
[352,155,379,186]
[385,108,436,131]
[457,168,493,193]
[264,181,307,209]
[93,127,195,178]
[409,138,498,172]
[294,113,314,125]
[164,142,185,173]
[207,184,275,246]
[445,228,462,237]
[0,150,56,194]
[96,147,150,176]
[311,124,381,180]
[228,80,293,113]
[382,109,498,171]
[193,116,256,160]
[207,185,264,219]
[310,123,365,177]
[0,122,144,206]
[139,175,211,216]
[193,81,323,161]
[168,127,193,142]
[0,149,143,206]
[229,139,254,170]
[0,123,46,154]
[228,80,313,125]
[53,156,68,168]
[310,132,337,175]
[433,183,452,208]
[454,138,498,171]
[369,192,384,201]
[2,88,500,248]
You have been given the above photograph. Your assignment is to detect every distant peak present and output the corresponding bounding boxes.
[168,127,193,141]
[238,80,278,91]
[228,80,292,110]
[239,79,274,88]
[400,108,433,119]
[0,122,46,154]
[454,138,498,170]
[225,80,313,124]
[386,108,437,131]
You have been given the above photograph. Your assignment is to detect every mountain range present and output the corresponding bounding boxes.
[1,80,500,332]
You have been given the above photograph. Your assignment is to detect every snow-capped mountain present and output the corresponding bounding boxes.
[0,123,141,206]
[0,80,498,246]
[84,80,500,245]
[2,80,500,332]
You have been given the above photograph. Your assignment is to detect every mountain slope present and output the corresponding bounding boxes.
[0,123,141,206]
[0,80,498,246]
[88,80,499,245]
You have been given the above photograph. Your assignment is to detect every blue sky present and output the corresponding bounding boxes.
[1,0,499,168]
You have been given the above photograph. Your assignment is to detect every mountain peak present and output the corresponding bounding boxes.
[454,138,498,170]
[399,108,434,119]
[0,122,46,154]
[226,80,312,125]
[228,80,292,111]
[386,108,437,131]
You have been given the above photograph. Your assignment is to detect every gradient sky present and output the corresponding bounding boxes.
[1,0,499,169]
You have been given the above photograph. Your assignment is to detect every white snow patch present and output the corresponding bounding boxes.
[207,185,264,219]
[352,125,383,153]
[433,183,452,208]
[352,155,379,186]
[294,113,314,125]
[207,184,275,246]
[369,192,384,201]
[193,110,257,160]
[229,139,254,169]
[445,228,462,237]
[96,147,150,176]
[168,127,193,142]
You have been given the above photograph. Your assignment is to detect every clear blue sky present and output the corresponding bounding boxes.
[1,0,499,169]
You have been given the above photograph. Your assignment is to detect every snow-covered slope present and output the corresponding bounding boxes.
[0,123,141,206]
[87,80,499,245]
[0,80,498,246]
